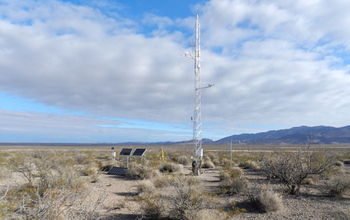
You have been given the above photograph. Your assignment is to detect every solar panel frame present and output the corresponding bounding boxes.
[132,148,147,156]
[119,148,133,156]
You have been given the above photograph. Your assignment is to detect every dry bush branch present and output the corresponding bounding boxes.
[260,149,336,195]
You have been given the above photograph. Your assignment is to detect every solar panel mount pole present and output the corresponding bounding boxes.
[126,156,129,169]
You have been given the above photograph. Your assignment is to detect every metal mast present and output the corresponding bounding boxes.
[187,15,212,175]
[193,15,203,175]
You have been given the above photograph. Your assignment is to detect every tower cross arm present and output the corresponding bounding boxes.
[196,84,214,90]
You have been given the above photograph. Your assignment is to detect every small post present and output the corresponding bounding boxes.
[230,140,233,169]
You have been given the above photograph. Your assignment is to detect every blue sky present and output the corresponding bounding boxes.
[1,0,350,143]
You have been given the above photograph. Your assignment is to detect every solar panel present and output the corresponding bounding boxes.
[119,148,133,156]
[132,148,147,156]
[107,167,127,175]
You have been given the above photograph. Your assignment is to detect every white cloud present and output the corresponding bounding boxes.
[1,0,350,142]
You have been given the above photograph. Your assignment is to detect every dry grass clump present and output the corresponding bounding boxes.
[334,161,344,167]
[196,209,228,219]
[137,180,156,194]
[152,175,170,188]
[238,160,260,169]
[136,175,216,220]
[168,176,215,220]
[222,159,236,169]
[73,152,93,164]
[321,174,350,197]
[202,159,215,169]
[249,189,283,213]
[125,164,159,180]
[135,192,164,219]
[219,168,247,194]
[159,162,183,173]
[175,155,191,165]
[0,167,11,180]
[219,168,244,181]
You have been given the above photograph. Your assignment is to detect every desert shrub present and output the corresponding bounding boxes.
[334,161,344,167]
[136,192,165,219]
[168,176,215,220]
[1,150,107,219]
[219,177,248,195]
[219,168,244,181]
[152,175,170,188]
[40,165,84,190]
[223,160,236,169]
[2,168,89,219]
[197,209,230,219]
[206,152,219,161]
[137,180,156,194]
[126,165,158,180]
[167,152,181,162]
[0,152,10,167]
[99,162,114,172]
[7,154,36,184]
[260,150,336,195]
[0,167,11,180]
[238,160,260,169]
[212,159,220,166]
[249,189,283,213]
[176,155,191,165]
[303,177,315,185]
[219,168,247,194]
[73,152,92,164]
[321,174,350,197]
[202,160,215,169]
[159,162,183,173]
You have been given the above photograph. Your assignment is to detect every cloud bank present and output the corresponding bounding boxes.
[1,0,350,142]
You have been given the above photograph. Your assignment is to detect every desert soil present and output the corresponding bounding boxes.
[86,164,350,220]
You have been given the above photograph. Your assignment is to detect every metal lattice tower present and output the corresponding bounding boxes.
[187,15,212,175]
[193,15,202,162]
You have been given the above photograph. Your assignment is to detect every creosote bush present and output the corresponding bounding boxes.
[261,149,336,195]
[168,176,215,220]
[1,150,104,220]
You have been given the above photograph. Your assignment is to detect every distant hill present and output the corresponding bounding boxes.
[215,125,350,145]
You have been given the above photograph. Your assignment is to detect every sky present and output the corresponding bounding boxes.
[1,0,350,143]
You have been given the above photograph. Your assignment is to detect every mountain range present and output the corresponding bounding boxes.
[214,125,350,145]
[2,125,350,146]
